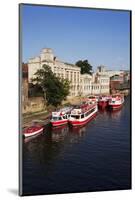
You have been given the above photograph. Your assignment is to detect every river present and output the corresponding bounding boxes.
[22,95,131,195]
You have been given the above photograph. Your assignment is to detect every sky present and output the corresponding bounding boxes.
[21,4,130,71]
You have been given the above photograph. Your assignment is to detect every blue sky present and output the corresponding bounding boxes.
[21,4,130,70]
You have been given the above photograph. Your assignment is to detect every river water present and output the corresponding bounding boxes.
[22,95,131,195]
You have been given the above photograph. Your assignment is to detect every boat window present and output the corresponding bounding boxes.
[85,108,96,116]
[90,108,96,114]
[52,117,59,121]
[63,115,67,119]
[71,115,80,119]
[81,114,84,118]
[59,116,62,120]
[85,111,89,117]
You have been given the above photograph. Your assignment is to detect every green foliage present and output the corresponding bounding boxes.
[28,83,43,97]
[75,60,93,74]
[31,64,70,107]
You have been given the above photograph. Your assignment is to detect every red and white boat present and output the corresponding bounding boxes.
[88,96,98,104]
[50,107,73,127]
[23,125,44,138]
[108,94,124,110]
[68,102,98,126]
[98,96,111,109]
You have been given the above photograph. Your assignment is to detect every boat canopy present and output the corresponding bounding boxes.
[52,112,62,117]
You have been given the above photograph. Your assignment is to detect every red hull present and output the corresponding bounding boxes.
[98,101,108,109]
[69,112,97,126]
[51,120,68,127]
[23,126,43,137]
[109,103,123,110]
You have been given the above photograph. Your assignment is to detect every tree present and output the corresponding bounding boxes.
[28,83,43,97]
[31,64,70,107]
[75,60,93,75]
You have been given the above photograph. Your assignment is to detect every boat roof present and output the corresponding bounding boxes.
[52,111,65,117]
[72,103,96,112]
[52,106,73,116]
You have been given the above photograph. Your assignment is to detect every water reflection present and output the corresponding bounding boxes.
[71,125,86,136]
[68,126,87,144]
[23,107,123,145]
[51,124,88,144]
[23,96,131,195]
[98,109,108,114]
[24,131,44,144]
[23,133,65,167]
[23,122,90,165]
[108,108,122,120]
[98,106,122,119]
[51,125,69,142]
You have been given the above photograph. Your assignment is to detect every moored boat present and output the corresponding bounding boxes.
[50,106,73,127]
[87,95,98,104]
[108,94,124,110]
[98,95,110,109]
[23,125,44,138]
[68,102,98,126]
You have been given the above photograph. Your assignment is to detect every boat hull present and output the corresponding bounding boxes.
[69,111,97,126]
[23,127,44,138]
[98,101,108,109]
[51,119,68,127]
[108,103,123,110]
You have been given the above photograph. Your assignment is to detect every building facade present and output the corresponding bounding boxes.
[28,48,111,97]
[97,66,124,77]
[80,74,92,96]
[28,48,81,97]
[110,74,123,94]
[91,66,110,95]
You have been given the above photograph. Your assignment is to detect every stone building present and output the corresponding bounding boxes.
[28,48,112,97]
[30,50,134,98]
[110,74,123,94]
[97,65,124,78]
[123,70,130,83]
[80,74,92,96]
[28,48,81,97]
[91,66,110,95]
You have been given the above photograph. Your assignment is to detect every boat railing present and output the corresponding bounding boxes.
[71,103,96,115]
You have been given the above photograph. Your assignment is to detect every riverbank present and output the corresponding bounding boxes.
[22,96,83,127]
[22,93,129,127]
[22,110,50,127]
